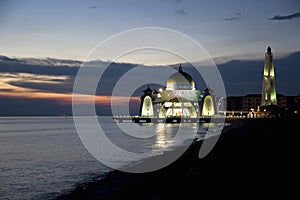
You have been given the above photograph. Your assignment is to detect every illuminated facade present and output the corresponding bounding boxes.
[261,46,277,106]
[201,87,216,116]
[140,86,154,117]
[140,65,203,118]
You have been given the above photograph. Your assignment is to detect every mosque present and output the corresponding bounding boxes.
[139,64,216,120]
[114,46,286,122]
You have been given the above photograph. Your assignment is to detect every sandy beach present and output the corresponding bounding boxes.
[56,118,299,200]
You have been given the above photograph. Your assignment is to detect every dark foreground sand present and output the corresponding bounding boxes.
[56,118,299,200]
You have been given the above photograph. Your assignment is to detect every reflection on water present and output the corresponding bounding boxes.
[111,120,225,155]
[151,123,200,154]
[153,123,167,149]
[202,122,212,129]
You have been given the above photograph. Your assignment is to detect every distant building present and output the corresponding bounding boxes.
[277,94,287,108]
[226,96,243,111]
[294,95,300,108]
[286,95,300,115]
[294,96,300,115]
[243,94,261,111]
[226,94,300,117]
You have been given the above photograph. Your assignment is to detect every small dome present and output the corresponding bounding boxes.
[166,65,195,90]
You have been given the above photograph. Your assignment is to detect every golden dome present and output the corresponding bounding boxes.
[166,65,195,90]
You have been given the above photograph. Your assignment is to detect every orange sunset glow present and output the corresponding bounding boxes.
[0,90,139,106]
[0,72,140,107]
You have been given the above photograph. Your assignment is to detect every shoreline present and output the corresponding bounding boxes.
[56,118,299,200]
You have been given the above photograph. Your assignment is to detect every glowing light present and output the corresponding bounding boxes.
[261,47,277,106]
[202,95,215,116]
[164,102,172,107]
[141,96,154,117]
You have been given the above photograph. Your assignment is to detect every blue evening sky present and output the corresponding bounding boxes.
[1,0,300,64]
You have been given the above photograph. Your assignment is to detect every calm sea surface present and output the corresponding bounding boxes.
[0,116,224,200]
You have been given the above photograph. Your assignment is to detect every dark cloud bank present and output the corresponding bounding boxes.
[269,12,300,20]
[0,51,300,116]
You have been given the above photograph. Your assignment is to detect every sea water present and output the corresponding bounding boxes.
[0,116,224,200]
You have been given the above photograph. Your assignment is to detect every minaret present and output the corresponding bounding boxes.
[261,46,277,106]
[201,87,216,116]
[139,85,154,117]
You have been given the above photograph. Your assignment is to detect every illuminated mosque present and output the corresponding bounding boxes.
[139,64,216,119]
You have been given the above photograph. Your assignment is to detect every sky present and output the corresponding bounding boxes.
[1,0,300,62]
[0,0,300,115]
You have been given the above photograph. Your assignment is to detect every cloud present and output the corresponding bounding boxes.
[0,88,12,92]
[22,57,82,67]
[224,17,241,21]
[269,12,300,20]
[224,13,243,21]
[0,72,72,94]
[2,72,69,84]
[0,55,139,95]
[176,9,187,16]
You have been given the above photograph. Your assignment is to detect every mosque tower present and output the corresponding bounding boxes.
[201,87,216,116]
[139,85,154,117]
[261,46,277,106]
